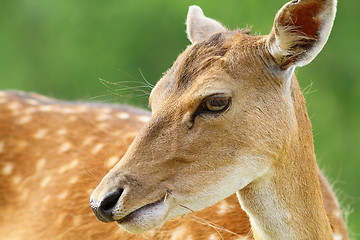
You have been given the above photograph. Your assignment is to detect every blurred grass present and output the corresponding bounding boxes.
[0,0,359,236]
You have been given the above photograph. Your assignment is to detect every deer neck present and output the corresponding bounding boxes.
[237,77,333,240]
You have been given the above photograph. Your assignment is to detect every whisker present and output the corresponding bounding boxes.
[138,68,155,88]
[303,81,317,96]
[112,86,152,91]
[245,229,253,240]
[99,79,152,89]
[80,166,102,180]
[90,93,115,100]
[105,89,148,99]
[118,68,154,89]
[96,78,152,102]
[178,203,195,213]
[117,68,143,82]
[190,215,243,237]
[188,216,225,240]
[167,192,244,239]
[110,88,151,96]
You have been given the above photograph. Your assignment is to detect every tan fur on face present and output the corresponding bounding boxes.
[0,91,348,239]
[92,1,348,239]
[1,0,349,239]
[0,91,251,240]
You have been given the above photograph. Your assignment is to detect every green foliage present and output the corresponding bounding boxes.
[0,0,359,235]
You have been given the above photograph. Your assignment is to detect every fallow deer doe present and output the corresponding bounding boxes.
[0,0,349,239]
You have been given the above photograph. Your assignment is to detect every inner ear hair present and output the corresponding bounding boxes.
[267,0,337,69]
[268,25,317,69]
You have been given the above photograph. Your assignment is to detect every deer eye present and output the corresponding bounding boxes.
[194,95,231,117]
[203,96,231,112]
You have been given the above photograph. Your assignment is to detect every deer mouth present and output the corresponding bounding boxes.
[116,198,165,223]
[115,197,169,233]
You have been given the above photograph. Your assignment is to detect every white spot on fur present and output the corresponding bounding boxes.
[105,156,119,169]
[0,141,4,153]
[59,142,72,153]
[12,175,22,184]
[333,210,342,218]
[96,114,111,121]
[208,234,219,240]
[76,106,88,112]
[7,102,21,110]
[235,236,247,240]
[170,227,192,240]
[92,143,104,154]
[101,108,112,114]
[25,99,39,105]
[138,115,150,123]
[57,191,69,199]
[72,215,82,225]
[67,176,79,184]
[67,115,77,122]
[38,105,54,112]
[31,94,52,102]
[17,115,32,124]
[57,159,79,174]
[111,130,123,137]
[0,92,8,97]
[117,112,130,120]
[40,176,52,188]
[83,136,95,146]
[57,128,68,135]
[61,108,77,114]
[333,234,342,240]
[99,123,110,129]
[21,189,30,200]
[36,158,46,171]
[145,230,157,238]
[217,200,233,215]
[34,128,48,139]
[43,195,51,203]
[2,163,14,175]
[24,107,37,114]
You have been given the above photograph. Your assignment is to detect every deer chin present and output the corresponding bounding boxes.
[116,197,170,234]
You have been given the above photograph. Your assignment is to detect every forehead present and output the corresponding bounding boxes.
[176,32,229,89]
[150,29,261,106]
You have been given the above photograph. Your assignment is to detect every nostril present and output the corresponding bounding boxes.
[99,189,123,212]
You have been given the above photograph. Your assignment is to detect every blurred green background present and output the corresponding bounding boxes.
[0,0,359,236]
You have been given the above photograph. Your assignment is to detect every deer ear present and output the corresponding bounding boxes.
[268,0,337,69]
[186,6,227,44]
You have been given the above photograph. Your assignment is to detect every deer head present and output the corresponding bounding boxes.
[90,0,337,238]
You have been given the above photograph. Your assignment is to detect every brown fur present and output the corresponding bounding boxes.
[0,91,348,240]
[1,0,349,239]
[91,0,348,239]
[276,1,323,39]
[176,30,249,89]
[0,91,250,240]
[268,0,336,68]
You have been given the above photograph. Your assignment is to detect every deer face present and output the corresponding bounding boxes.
[91,1,336,234]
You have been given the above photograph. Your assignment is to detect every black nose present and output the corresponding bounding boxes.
[91,189,123,222]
